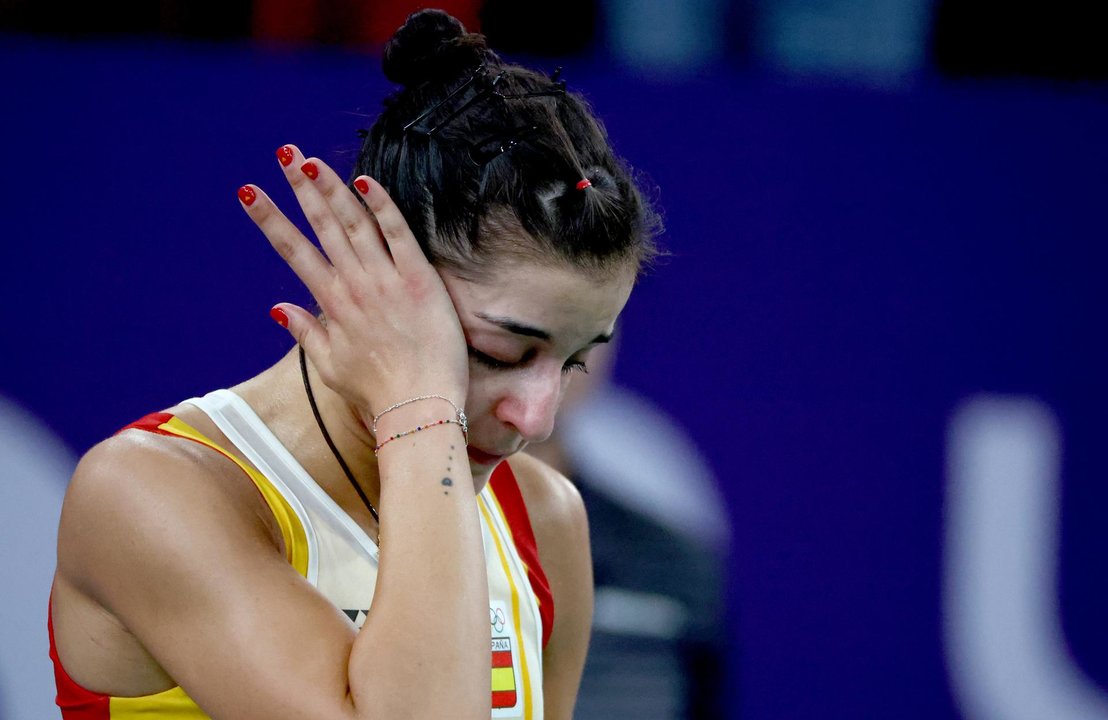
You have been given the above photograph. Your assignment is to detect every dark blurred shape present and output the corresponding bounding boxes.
[724,0,759,66]
[480,0,597,56]
[158,1,251,40]
[251,0,483,46]
[753,0,932,87]
[0,1,485,45]
[601,0,729,75]
[530,342,730,719]
[0,0,250,39]
[933,0,1108,79]
[575,476,728,719]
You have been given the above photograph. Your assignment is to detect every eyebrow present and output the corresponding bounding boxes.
[475,312,613,345]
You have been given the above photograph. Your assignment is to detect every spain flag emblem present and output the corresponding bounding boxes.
[491,636,517,708]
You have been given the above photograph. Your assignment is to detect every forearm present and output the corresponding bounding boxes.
[348,415,488,719]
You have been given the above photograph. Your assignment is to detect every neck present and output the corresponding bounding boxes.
[235,347,382,526]
[299,346,382,520]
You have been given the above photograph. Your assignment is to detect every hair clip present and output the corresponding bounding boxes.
[469,125,539,167]
[403,64,568,138]
[404,65,495,137]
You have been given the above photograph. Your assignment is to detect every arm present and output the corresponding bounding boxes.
[508,454,594,720]
[253,150,489,719]
[56,422,485,719]
[54,148,489,720]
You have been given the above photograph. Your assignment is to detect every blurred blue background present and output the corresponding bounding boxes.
[2,1,1106,718]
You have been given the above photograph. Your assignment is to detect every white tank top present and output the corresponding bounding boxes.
[183,389,551,719]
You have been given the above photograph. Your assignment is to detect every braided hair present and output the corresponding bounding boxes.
[351,9,661,279]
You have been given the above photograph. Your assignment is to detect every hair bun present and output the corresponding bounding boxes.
[383,9,491,87]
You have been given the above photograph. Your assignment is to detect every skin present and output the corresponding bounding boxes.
[50,146,636,720]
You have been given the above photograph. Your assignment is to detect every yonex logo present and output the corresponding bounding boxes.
[342,609,369,629]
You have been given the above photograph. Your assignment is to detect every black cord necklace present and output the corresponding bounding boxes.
[299,345,380,524]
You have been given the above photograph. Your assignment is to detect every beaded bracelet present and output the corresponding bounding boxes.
[372,418,466,456]
[372,394,468,438]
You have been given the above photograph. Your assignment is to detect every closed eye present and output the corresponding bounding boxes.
[562,360,589,375]
[468,346,519,370]
[468,346,588,375]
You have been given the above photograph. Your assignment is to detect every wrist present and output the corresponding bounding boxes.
[369,395,469,455]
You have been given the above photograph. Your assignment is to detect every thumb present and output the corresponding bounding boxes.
[270,304,329,361]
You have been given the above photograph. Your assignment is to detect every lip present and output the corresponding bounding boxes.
[467,446,507,466]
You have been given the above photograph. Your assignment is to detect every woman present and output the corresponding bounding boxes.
[49,9,659,720]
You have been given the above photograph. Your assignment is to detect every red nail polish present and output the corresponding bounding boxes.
[301,161,319,180]
[238,185,256,206]
[270,306,289,328]
[276,145,294,166]
[354,177,370,194]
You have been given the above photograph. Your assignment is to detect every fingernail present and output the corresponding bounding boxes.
[354,177,370,194]
[238,185,256,206]
[301,161,319,180]
[270,306,289,328]
[276,145,294,166]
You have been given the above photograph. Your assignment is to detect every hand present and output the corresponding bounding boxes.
[238,145,469,418]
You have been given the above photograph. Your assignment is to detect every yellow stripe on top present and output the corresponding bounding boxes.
[161,416,310,578]
[478,495,534,720]
[109,686,208,719]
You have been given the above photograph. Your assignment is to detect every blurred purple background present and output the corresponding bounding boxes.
[2,1,1106,718]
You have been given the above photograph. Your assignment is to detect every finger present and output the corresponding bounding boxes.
[359,176,429,275]
[275,145,361,273]
[302,160,392,270]
[269,303,330,365]
[238,183,334,299]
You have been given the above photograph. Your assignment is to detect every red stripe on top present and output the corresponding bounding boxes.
[117,411,176,436]
[118,411,271,509]
[49,598,110,720]
[489,462,555,649]
[46,413,179,718]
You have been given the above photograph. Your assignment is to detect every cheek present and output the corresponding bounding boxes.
[464,366,570,428]
[558,373,573,402]
[463,372,500,420]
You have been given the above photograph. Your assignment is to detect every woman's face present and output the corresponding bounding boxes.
[440,258,637,480]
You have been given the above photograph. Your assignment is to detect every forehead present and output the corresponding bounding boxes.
[441,260,636,345]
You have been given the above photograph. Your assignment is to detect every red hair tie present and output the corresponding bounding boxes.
[575,178,592,191]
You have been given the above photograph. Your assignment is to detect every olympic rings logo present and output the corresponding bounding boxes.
[490,606,506,633]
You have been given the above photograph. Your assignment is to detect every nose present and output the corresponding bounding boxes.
[494,368,567,443]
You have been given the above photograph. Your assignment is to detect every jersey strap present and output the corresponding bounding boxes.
[118,412,309,577]
[489,462,555,648]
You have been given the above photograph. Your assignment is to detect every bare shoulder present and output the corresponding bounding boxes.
[506,454,593,718]
[57,424,281,601]
[503,452,591,614]
[504,451,588,543]
[53,420,291,694]
[503,451,591,619]
[62,422,267,535]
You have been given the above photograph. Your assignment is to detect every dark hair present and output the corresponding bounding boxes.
[351,9,661,279]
